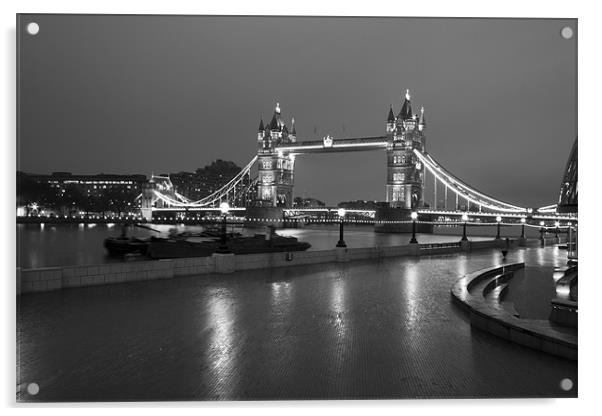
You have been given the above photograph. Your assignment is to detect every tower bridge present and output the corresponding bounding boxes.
[139,89,576,229]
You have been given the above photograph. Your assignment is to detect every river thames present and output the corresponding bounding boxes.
[17,223,539,269]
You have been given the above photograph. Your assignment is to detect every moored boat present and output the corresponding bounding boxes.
[103,236,149,256]
[147,233,311,259]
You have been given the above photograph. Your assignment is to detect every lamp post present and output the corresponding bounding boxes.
[539,220,545,246]
[336,208,347,248]
[495,215,502,239]
[461,213,469,241]
[520,217,526,239]
[567,222,573,255]
[216,202,230,253]
[410,211,418,244]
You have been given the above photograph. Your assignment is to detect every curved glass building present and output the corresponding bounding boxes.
[557,138,578,214]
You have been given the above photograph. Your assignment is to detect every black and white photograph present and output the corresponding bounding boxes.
[14,11,578,403]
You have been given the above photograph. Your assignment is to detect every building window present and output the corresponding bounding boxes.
[392,188,404,202]
[393,173,405,182]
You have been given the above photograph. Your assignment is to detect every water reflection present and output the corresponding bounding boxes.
[270,281,292,312]
[514,248,525,264]
[403,262,420,328]
[206,288,238,395]
[18,223,495,269]
[331,273,347,336]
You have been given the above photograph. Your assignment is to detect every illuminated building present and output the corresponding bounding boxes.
[385,90,427,209]
[255,102,296,207]
[29,172,146,198]
[21,172,146,214]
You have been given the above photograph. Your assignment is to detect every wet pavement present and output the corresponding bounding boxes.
[17,246,577,401]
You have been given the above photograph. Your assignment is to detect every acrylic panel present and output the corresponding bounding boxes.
[16,14,577,402]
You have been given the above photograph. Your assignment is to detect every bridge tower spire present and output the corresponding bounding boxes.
[385,89,426,210]
[290,117,296,142]
[399,89,413,120]
[386,105,396,133]
[257,115,265,141]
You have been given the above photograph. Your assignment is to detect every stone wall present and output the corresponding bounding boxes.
[19,260,175,294]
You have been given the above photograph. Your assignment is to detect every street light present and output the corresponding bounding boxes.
[336,208,347,248]
[539,220,545,245]
[495,215,502,239]
[567,222,573,254]
[409,211,418,244]
[520,217,526,239]
[461,213,469,241]
[216,202,230,253]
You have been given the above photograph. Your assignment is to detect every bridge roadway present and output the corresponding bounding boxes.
[17,246,576,401]
[275,136,388,153]
[151,205,578,222]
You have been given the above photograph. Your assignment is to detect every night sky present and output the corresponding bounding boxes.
[18,15,576,208]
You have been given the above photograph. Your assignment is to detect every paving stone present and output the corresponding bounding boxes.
[16,247,577,401]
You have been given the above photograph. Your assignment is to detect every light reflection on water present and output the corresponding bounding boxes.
[270,281,292,314]
[331,274,346,335]
[206,288,238,396]
[403,262,420,328]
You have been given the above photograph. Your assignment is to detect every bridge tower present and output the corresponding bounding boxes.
[385,90,426,209]
[139,175,177,221]
[376,90,431,233]
[140,179,155,221]
[255,102,296,208]
[246,103,296,227]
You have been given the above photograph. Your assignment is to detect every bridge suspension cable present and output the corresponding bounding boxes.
[188,155,258,206]
[414,149,526,213]
[150,156,258,208]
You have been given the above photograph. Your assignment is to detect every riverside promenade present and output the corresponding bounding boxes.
[17,246,576,401]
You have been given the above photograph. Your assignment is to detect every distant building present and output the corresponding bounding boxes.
[293,197,326,208]
[557,138,577,214]
[29,172,147,197]
[18,171,147,214]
